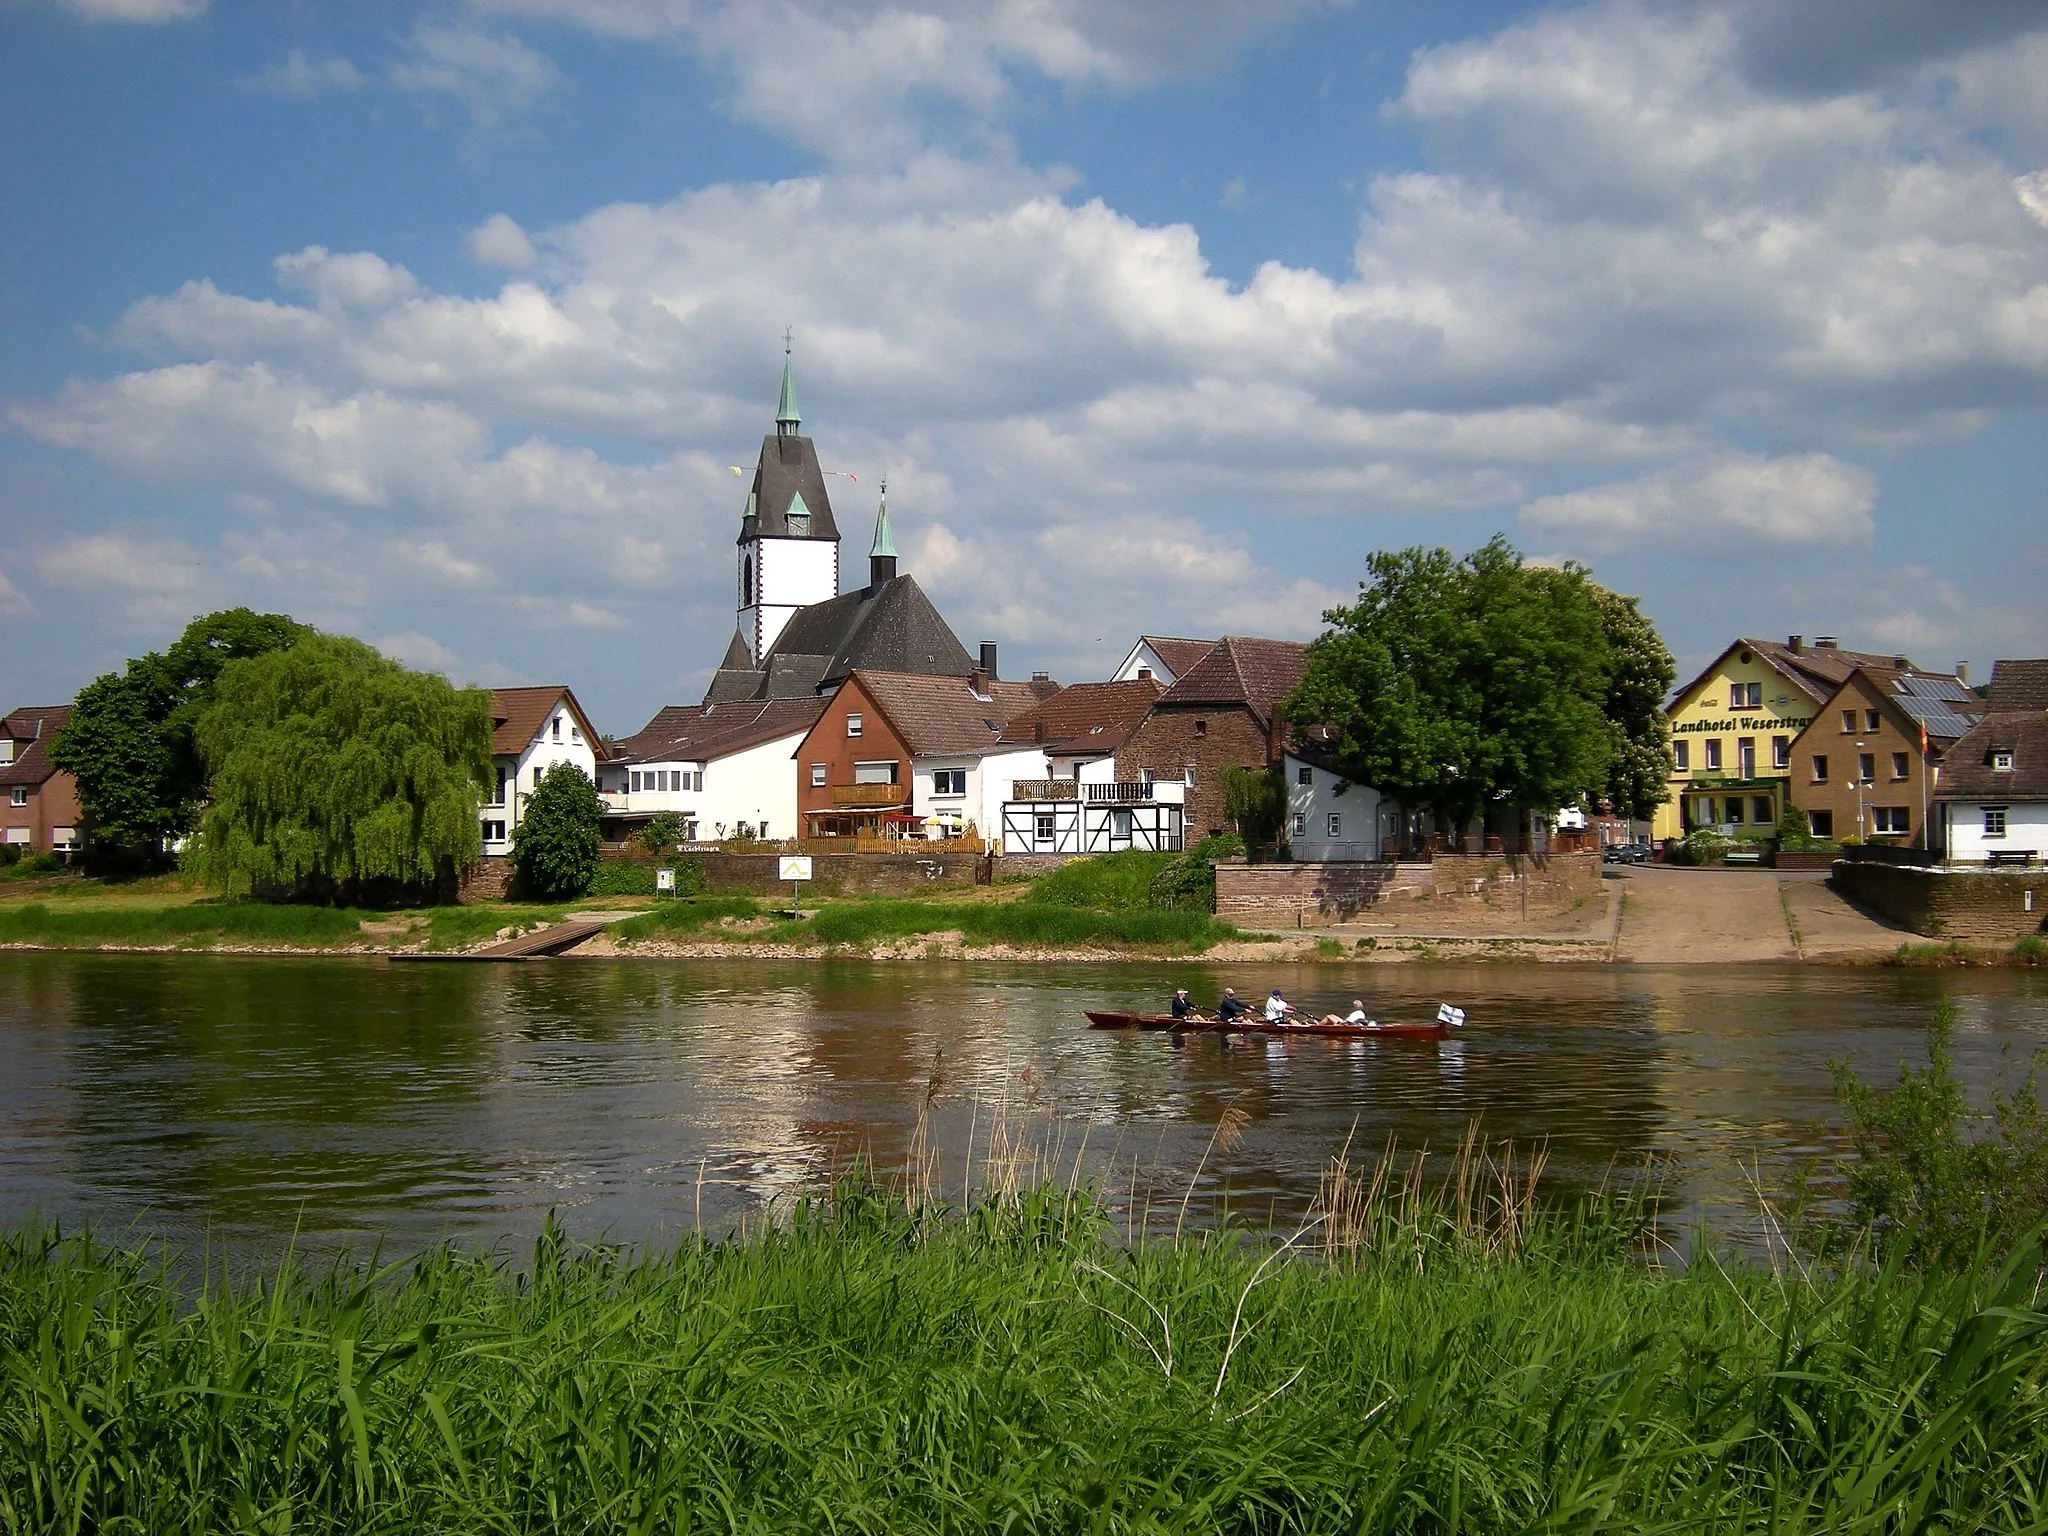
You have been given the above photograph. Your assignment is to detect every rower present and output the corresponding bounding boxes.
[1215,987,1251,1024]
[1264,988,1298,1025]
[1170,988,1202,1022]
[1319,999,1377,1027]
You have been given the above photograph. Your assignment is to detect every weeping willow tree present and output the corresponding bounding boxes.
[188,635,493,901]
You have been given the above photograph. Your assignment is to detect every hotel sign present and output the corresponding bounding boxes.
[1672,715,1810,735]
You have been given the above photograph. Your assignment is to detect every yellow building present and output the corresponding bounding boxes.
[1654,636,1921,845]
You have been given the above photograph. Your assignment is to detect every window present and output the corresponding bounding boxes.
[1140,767,1155,786]
[1183,766,1196,786]
[631,771,643,792]
[552,715,562,742]
[1812,754,1829,782]
[1725,798,1745,824]
[1194,719,1207,738]
[11,786,27,807]
[533,768,542,787]
[1753,796,1773,825]
[1842,710,1857,732]
[1137,666,1154,680]
[1807,809,1833,838]
[1704,739,1722,771]
[845,712,863,737]
[1865,709,1881,733]
[1993,750,2014,772]
[681,820,698,841]
[1291,812,1307,836]
[1984,807,2008,838]
[1673,741,1689,771]
[1737,737,1755,777]
[1730,682,1760,708]
[1891,752,1909,780]
[482,820,506,842]
[1872,807,1910,834]
[1111,808,1133,839]
[1327,813,1343,837]
[490,770,508,806]
[810,763,827,787]
[1857,753,1875,784]
[571,727,582,743]
[1035,813,1055,842]
[1773,735,1790,770]
[932,768,967,796]
[852,761,898,785]
[1297,765,1313,786]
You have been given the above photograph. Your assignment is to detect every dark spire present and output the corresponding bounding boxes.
[868,476,897,587]
[776,326,799,437]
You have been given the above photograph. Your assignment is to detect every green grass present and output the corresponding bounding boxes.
[610,894,1239,953]
[3,1186,2043,1534]
[1886,937,2048,967]
[1020,848,1176,910]
[0,900,369,948]
[609,895,767,942]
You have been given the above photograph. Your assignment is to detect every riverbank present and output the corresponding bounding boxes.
[5,1182,2040,1533]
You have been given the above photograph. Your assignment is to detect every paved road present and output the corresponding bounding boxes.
[1611,865,1908,963]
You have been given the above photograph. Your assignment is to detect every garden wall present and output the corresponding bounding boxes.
[1214,852,1600,927]
[1829,861,2048,940]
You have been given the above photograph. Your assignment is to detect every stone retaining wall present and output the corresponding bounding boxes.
[686,849,989,896]
[1830,861,2048,940]
[1214,852,1600,927]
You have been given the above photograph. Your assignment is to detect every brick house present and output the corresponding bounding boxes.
[0,705,83,855]
[1786,664,1982,847]
[1113,637,1308,840]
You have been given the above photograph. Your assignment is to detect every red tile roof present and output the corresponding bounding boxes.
[614,697,828,764]
[1988,659,2048,713]
[1937,711,2048,801]
[1156,636,1308,727]
[854,671,1046,757]
[0,705,71,788]
[1138,635,1219,679]
[489,687,602,757]
[999,678,1161,752]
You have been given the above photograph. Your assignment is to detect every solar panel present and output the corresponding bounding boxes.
[1889,674,1982,739]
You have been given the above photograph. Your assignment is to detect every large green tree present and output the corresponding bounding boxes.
[187,635,492,900]
[1287,537,1618,835]
[511,763,604,899]
[52,608,310,856]
[1589,584,1677,823]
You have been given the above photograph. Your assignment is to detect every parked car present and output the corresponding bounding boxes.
[1603,840,1652,864]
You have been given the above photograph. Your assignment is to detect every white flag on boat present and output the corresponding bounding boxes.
[1437,1003,1466,1027]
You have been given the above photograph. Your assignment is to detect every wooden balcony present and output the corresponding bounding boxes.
[830,783,905,807]
[1009,780,1078,800]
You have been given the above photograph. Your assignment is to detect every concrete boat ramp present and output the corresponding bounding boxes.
[390,918,612,963]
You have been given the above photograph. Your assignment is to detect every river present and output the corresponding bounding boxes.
[2,951,2043,1259]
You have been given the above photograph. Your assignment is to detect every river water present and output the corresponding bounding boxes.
[2,951,2043,1259]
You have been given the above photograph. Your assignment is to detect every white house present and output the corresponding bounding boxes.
[996,680,1186,855]
[1931,661,2048,865]
[1110,635,1218,687]
[1283,752,1392,862]
[601,697,827,845]
[484,687,604,855]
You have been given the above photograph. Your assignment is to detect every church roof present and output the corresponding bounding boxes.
[741,433,839,541]
[704,574,976,704]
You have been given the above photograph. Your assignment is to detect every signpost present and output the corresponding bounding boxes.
[655,867,676,896]
[778,855,813,918]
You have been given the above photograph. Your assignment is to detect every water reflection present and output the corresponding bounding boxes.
[0,952,2040,1259]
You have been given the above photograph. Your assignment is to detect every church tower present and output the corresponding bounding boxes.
[736,342,841,663]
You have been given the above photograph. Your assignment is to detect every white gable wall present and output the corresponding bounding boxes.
[1112,640,1182,685]
[483,706,599,853]
[1284,754,1388,862]
[1939,800,2048,862]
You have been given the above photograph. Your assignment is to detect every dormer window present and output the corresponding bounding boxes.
[1992,750,2014,772]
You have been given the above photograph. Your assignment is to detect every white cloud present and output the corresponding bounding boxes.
[274,247,419,311]
[58,0,206,22]
[1520,452,1878,544]
[468,213,539,269]
[2018,171,2048,230]
[245,50,365,96]
[0,566,34,619]
[389,19,562,130]
[33,533,210,631]
[375,631,464,673]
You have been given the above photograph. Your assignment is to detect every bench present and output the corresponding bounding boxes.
[1986,849,2039,867]
[1721,849,1766,867]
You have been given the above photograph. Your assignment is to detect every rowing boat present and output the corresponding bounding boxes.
[1083,1010,1450,1039]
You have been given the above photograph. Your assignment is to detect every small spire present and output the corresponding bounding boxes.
[869,477,896,558]
[775,327,799,434]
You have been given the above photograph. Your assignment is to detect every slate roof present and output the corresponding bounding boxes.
[706,574,976,703]
[490,687,603,757]
[0,705,72,788]
[999,678,1160,752]
[1156,636,1309,727]
[854,672,1047,758]
[1988,659,2048,713]
[740,432,840,542]
[614,697,827,766]
[1936,711,2048,801]
[1138,636,1220,680]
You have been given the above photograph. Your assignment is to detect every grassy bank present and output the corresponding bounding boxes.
[1886,935,2048,967]
[4,1182,2043,1534]
[612,893,1242,953]
[0,899,580,952]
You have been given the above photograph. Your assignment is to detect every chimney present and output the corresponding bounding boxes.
[1787,635,1803,652]
[1955,661,1969,684]
[1815,636,1838,649]
[1893,656,1909,671]
[978,642,998,680]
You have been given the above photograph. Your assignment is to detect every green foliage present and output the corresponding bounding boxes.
[50,607,310,857]
[639,811,682,853]
[510,763,604,899]
[585,856,708,898]
[1147,851,1218,911]
[1775,799,1826,850]
[1189,832,1245,861]
[784,899,1230,951]
[1021,849,1176,911]
[187,636,492,902]
[1223,763,1285,844]
[0,850,68,879]
[1588,585,1677,822]
[5,1191,2046,1533]
[0,900,367,948]
[1288,538,1623,832]
[611,896,763,941]
[1833,999,2048,1266]
[1664,828,1728,866]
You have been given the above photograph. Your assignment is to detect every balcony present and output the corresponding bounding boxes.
[1007,779,1184,804]
[1010,780,1078,800]
[831,783,905,808]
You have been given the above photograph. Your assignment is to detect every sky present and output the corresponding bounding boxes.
[4,0,2047,735]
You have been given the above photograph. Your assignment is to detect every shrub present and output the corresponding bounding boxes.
[510,763,603,899]
[1023,850,1175,911]
[1147,852,1216,911]
[586,856,707,898]
[639,811,682,854]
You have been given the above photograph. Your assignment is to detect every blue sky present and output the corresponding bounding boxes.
[4,0,2046,733]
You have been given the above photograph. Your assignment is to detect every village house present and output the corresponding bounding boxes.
[1282,748,1393,862]
[0,705,82,856]
[1785,664,1982,847]
[1110,636,1219,688]
[600,696,827,844]
[995,678,1185,855]
[794,665,1050,843]
[1114,636,1309,842]
[1932,659,2048,866]
[482,687,604,856]
[1655,636,1934,845]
